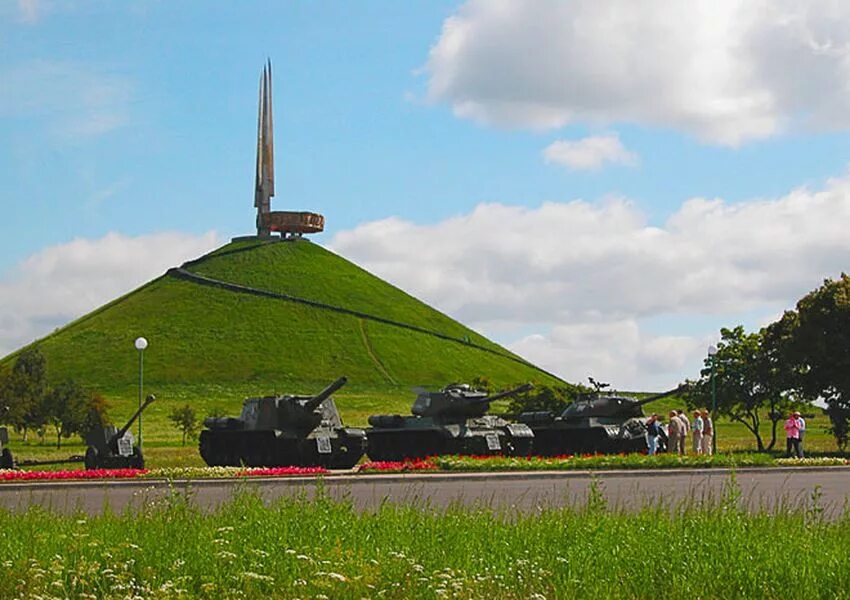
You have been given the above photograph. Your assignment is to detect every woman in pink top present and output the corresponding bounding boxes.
[784,412,802,458]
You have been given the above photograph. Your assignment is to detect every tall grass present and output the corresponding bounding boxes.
[1,482,849,598]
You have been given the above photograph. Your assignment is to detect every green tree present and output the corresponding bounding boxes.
[686,326,797,451]
[505,384,578,416]
[470,375,492,393]
[169,404,199,446]
[43,380,89,449]
[789,274,850,448]
[0,348,49,441]
[80,393,111,441]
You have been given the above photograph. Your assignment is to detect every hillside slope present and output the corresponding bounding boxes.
[3,239,564,398]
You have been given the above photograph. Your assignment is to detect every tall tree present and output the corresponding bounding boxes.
[686,326,796,451]
[43,380,89,449]
[791,274,850,448]
[0,348,49,441]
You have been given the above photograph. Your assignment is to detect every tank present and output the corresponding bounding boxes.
[84,394,155,469]
[0,427,14,469]
[199,376,366,469]
[366,383,535,461]
[516,381,686,455]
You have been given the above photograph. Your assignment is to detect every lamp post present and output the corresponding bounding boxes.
[708,344,718,455]
[134,337,148,447]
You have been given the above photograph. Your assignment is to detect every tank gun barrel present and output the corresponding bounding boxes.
[303,376,348,412]
[481,383,534,404]
[634,384,688,408]
[112,394,155,443]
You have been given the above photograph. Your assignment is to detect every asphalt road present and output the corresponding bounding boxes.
[1,467,848,516]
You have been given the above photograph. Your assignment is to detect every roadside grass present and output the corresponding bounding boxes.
[1,485,849,598]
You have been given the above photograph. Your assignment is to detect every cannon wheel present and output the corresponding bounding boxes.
[130,447,145,470]
[84,446,99,470]
[0,448,13,469]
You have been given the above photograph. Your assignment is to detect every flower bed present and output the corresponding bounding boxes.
[0,465,327,483]
[432,452,778,471]
[775,457,850,467]
[0,468,147,482]
[3,454,848,483]
[356,459,438,473]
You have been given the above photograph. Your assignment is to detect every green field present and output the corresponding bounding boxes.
[2,484,848,598]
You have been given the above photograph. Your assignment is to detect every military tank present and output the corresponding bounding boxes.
[84,394,155,469]
[516,381,686,455]
[0,426,14,469]
[199,376,366,469]
[366,383,535,461]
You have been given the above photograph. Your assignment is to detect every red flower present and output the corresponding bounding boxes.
[239,467,328,477]
[0,468,147,482]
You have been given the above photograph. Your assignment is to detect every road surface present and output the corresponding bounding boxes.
[1,467,847,516]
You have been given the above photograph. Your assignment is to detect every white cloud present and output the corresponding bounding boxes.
[426,0,850,145]
[511,321,708,391]
[0,231,221,356]
[330,174,850,388]
[0,60,133,140]
[17,0,41,23]
[543,134,637,171]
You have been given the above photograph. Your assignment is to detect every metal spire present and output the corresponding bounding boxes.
[255,59,275,236]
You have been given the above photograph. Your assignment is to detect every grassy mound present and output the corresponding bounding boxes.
[1,239,565,438]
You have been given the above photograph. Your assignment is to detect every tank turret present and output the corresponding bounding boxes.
[366,383,535,461]
[200,377,366,469]
[411,383,534,418]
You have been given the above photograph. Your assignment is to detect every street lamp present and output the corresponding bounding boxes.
[134,337,148,447]
[708,344,718,455]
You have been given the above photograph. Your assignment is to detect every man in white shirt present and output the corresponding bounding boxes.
[676,410,690,455]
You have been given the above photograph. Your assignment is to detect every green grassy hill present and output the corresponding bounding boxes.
[2,238,566,445]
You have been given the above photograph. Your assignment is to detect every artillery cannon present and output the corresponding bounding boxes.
[199,376,366,469]
[517,382,687,455]
[84,394,155,469]
[0,427,13,469]
[366,383,535,461]
[0,404,13,469]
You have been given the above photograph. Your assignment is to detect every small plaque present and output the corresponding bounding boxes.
[117,434,134,457]
[485,433,501,451]
[316,437,332,454]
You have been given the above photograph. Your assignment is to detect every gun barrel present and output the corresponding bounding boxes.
[634,384,688,407]
[113,394,156,442]
[481,383,534,404]
[303,376,348,412]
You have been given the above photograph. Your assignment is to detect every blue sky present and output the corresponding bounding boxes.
[3,1,850,389]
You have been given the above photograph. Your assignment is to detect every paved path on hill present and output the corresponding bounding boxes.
[2,467,848,517]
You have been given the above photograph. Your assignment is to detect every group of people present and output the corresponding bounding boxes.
[644,409,714,456]
[784,410,806,458]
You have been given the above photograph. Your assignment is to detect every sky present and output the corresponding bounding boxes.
[2,0,850,390]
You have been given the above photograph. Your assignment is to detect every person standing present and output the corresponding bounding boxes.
[784,412,802,458]
[795,411,806,457]
[691,411,704,454]
[677,410,690,455]
[667,410,681,455]
[646,414,661,456]
[701,409,714,455]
